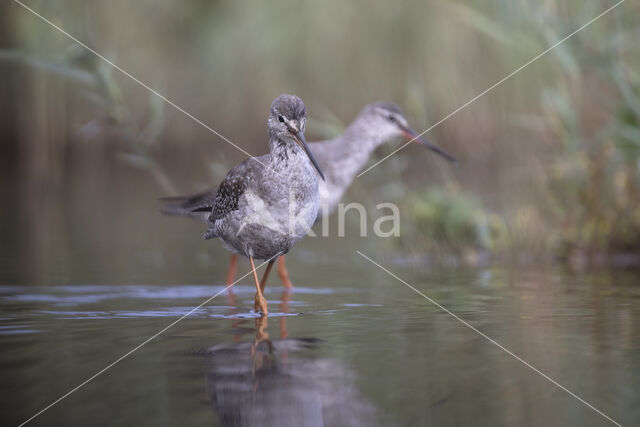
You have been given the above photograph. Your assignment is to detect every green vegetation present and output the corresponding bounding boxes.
[2,0,640,265]
[400,185,506,256]
[541,79,640,257]
[398,1,640,262]
[0,48,175,194]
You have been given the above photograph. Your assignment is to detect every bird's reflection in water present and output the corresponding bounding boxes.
[201,292,376,427]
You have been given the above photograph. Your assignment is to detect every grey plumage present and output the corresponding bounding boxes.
[310,101,456,217]
[162,101,455,225]
[162,94,322,260]
[310,102,407,217]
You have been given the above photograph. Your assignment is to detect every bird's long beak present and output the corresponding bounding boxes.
[292,131,325,181]
[400,126,457,164]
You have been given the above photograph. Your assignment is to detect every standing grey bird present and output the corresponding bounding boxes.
[311,102,456,217]
[164,101,455,290]
[162,94,324,315]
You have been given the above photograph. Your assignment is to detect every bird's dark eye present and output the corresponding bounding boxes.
[387,114,396,123]
[278,115,285,123]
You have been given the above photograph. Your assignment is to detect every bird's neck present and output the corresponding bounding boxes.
[268,135,307,168]
[319,115,393,183]
[342,115,390,151]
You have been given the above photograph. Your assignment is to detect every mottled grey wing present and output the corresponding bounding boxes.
[210,155,266,222]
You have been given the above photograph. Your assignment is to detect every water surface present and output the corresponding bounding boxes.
[1,260,639,426]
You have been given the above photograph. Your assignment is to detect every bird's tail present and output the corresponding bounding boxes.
[159,188,218,223]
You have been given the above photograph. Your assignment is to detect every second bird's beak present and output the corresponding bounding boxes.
[401,126,457,165]
[292,131,325,181]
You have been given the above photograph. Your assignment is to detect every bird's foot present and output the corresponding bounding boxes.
[254,294,268,315]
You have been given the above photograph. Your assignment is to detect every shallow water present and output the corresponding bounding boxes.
[1,259,640,426]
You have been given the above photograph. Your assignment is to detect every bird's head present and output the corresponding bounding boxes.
[269,94,325,180]
[363,102,457,164]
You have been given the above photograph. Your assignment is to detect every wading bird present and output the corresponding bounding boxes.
[162,94,324,314]
[164,102,455,292]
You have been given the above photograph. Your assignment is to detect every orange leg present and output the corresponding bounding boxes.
[226,254,238,285]
[226,253,239,306]
[260,259,275,294]
[277,255,294,290]
[250,257,269,315]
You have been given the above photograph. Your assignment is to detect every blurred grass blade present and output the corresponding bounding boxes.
[0,50,97,86]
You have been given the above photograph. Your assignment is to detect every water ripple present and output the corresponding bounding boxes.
[0,284,356,306]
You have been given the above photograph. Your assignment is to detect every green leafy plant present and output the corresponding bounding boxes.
[401,185,507,255]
